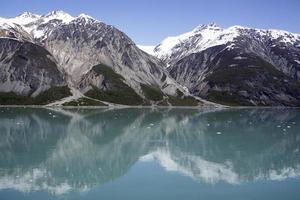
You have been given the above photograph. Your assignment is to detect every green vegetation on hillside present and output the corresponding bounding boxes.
[205,64,287,86]
[63,97,107,106]
[0,86,71,105]
[203,61,299,106]
[206,91,253,106]
[168,95,200,106]
[140,84,164,101]
[85,64,144,105]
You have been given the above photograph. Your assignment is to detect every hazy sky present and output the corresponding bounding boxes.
[1,0,299,45]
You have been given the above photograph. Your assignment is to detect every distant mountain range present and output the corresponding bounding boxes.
[0,11,299,106]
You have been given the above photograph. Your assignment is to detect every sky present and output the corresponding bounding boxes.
[0,0,299,45]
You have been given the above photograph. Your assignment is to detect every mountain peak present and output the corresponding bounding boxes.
[205,22,219,28]
[154,23,225,59]
[45,10,69,17]
[208,22,218,27]
[0,11,41,26]
[193,23,222,32]
[43,10,74,23]
[78,13,94,19]
[17,12,40,19]
[76,13,98,23]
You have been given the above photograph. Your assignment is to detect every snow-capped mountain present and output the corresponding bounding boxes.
[1,11,300,106]
[0,12,41,26]
[144,23,300,106]
[0,10,76,40]
[0,11,199,106]
[149,23,300,67]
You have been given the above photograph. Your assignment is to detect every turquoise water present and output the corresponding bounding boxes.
[0,107,299,200]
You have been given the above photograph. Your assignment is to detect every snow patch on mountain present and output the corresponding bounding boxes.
[0,10,97,39]
[152,23,243,66]
[78,13,94,20]
[153,23,300,65]
[234,56,247,60]
[42,10,74,24]
[0,12,40,26]
[137,45,155,55]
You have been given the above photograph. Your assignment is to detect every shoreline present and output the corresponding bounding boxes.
[0,105,299,109]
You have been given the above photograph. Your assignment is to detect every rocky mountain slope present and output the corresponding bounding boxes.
[0,11,199,106]
[0,38,70,105]
[141,23,300,106]
[2,11,300,106]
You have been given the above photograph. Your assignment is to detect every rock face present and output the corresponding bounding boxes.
[38,14,188,101]
[0,38,70,105]
[0,11,197,106]
[147,24,300,106]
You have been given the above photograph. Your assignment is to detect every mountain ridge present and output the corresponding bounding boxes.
[0,11,299,106]
[0,11,202,106]
[139,23,300,106]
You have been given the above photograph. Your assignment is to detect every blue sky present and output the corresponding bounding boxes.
[1,0,299,45]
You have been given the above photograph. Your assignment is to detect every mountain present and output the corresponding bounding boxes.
[143,23,300,106]
[0,11,200,106]
[2,12,300,107]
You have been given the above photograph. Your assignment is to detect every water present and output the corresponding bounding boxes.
[0,107,299,200]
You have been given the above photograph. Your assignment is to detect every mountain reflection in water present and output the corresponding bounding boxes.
[0,108,299,196]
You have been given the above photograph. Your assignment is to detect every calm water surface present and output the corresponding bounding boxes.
[0,107,299,200]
